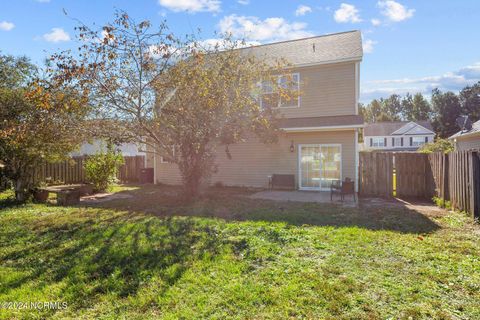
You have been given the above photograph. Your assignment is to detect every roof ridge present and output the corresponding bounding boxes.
[242,30,360,50]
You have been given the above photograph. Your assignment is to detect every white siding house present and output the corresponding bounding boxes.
[71,140,145,157]
[363,121,435,151]
[449,119,480,151]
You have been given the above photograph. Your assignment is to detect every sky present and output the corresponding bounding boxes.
[1,0,479,103]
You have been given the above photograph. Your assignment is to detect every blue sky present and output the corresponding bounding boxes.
[1,0,479,102]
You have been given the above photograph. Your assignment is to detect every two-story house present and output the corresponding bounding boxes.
[150,30,364,191]
[363,121,435,151]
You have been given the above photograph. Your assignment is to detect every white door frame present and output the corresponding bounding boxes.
[298,144,342,191]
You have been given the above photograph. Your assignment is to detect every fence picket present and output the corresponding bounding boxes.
[31,155,145,186]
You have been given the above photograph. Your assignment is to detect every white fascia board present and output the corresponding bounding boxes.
[355,62,360,115]
[284,57,362,69]
[392,122,435,135]
[283,124,364,132]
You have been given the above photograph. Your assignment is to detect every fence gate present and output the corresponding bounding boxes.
[359,152,393,198]
[395,153,434,199]
[359,152,434,199]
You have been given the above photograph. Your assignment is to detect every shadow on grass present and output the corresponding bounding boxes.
[83,184,441,234]
[0,185,444,317]
[0,189,21,210]
[0,210,222,312]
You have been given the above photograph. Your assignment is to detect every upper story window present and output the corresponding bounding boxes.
[260,73,300,109]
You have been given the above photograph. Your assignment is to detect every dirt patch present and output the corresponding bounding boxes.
[360,197,449,218]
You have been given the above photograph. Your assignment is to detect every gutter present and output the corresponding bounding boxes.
[284,57,363,69]
[283,124,364,132]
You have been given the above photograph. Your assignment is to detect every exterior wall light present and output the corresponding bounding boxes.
[290,140,295,153]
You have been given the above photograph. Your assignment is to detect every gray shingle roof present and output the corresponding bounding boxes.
[364,121,433,136]
[242,30,363,66]
[449,120,480,139]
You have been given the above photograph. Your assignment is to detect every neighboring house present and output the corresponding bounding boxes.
[71,139,145,157]
[363,121,435,151]
[449,120,480,151]
[149,30,364,191]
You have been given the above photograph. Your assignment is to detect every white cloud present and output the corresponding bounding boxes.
[361,62,480,101]
[0,21,15,31]
[378,0,414,22]
[371,18,381,26]
[42,28,70,42]
[295,5,312,17]
[334,3,362,23]
[363,39,377,53]
[218,14,313,42]
[158,0,220,13]
[237,0,249,4]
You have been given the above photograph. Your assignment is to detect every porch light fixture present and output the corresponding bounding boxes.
[290,140,295,153]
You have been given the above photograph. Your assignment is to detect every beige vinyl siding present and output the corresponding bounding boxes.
[155,130,356,189]
[278,62,356,118]
[455,134,480,151]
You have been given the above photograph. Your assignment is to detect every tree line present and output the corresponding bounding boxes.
[359,82,480,138]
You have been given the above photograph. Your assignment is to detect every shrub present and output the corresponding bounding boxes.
[432,196,452,209]
[84,146,124,192]
[419,139,454,154]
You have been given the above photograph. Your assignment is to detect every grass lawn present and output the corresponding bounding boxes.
[0,185,479,319]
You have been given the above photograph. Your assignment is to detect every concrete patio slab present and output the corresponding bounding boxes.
[249,190,357,206]
[81,192,133,204]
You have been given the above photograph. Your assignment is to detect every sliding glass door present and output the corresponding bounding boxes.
[299,144,342,190]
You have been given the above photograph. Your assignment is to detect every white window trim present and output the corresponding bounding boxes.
[298,143,342,191]
[260,73,300,109]
[371,137,386,148]
[411,136,426,147]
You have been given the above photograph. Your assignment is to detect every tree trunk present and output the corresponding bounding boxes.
[14,177,30,202]
[184,174,201,201]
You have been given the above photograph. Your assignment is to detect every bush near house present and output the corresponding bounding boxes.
[84,146,124,192]
[419,138,454,154]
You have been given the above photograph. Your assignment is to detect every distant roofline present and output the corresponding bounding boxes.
[449,129,480,140]
[366,120,429,124]
[241,30,361,50]
[364,120,434,136]
[448,119,480,140]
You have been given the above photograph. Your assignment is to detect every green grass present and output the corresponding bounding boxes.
[0,185,479,319]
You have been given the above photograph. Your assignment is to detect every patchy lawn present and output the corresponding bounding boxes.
[0,185,479,319]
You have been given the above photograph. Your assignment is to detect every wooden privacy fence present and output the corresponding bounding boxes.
[429,150,480,218]
[358,152,393,198]
[32,155,145,185]
[118,156,145,183]
[359,151,480,219]
[395,153,435,199]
